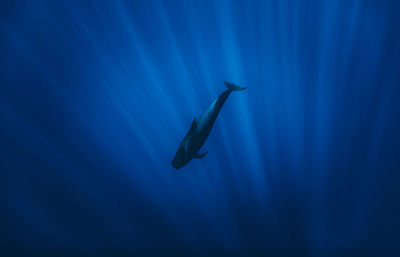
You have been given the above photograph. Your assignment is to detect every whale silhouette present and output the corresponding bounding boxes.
[172,81,246,169]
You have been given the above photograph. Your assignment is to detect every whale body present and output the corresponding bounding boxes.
[172,81,246,169]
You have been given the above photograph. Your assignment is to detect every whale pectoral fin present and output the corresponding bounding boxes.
[194,151,208,159]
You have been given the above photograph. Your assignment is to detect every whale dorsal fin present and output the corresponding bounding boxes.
[189,118,197,134]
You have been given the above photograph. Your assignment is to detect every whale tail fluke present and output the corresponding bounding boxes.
[224,80,247,91]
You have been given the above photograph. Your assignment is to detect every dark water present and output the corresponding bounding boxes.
[1,0,400,256]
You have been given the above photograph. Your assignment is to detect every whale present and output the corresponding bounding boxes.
[172,81,246,169]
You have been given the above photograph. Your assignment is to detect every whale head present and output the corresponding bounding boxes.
[172,141,191,169]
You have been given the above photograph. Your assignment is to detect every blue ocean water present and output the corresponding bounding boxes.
[1,0,400,256]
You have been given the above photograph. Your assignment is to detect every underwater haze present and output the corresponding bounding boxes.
[1,0,400,256]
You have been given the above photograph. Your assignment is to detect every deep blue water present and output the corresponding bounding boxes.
[1,0,400,256]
